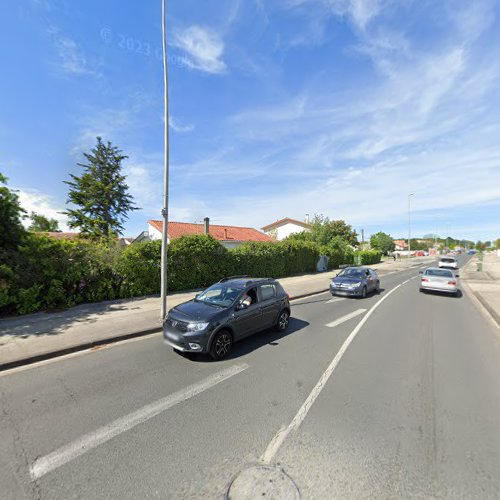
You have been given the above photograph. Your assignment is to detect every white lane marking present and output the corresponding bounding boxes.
[261,283,403,464]
[325,309,366,328]
[326,297,347,304]
[30,363,249,480]
[402,279,410,285]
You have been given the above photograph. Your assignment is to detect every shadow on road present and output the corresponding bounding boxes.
[421,289,463,298]
[0,297,156,340]
[177,317,310,362]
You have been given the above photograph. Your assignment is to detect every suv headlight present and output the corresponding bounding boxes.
[186,322,209,332]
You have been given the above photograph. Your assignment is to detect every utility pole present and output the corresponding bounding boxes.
[408,193,414,265]
[160,0,170,320]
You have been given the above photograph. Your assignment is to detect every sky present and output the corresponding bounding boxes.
[1,0,500,242]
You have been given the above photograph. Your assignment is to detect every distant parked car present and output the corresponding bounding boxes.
[419,267,459,296]
[330,266,380,298]
[438,256,458,269]
[163,276,291,360]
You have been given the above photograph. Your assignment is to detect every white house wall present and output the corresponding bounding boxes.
[148,225,163,241]
[269,223,309,241]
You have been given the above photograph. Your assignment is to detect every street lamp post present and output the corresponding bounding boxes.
[160,0,170,320]
[408,193,414,265]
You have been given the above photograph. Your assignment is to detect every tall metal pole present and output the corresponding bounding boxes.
[160,0,170,320]
[408,193,414,265]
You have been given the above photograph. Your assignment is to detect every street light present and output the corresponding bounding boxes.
[408,193,414,265]
[160,0,170,320]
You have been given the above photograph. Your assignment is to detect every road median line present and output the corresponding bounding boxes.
[260,282,403,465]
[30,362,250,480]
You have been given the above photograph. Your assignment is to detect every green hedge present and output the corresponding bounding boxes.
[320,236,355,269]
[0,234,324,316]
[354,249,382,265]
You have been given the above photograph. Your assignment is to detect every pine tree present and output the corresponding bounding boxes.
[0,173,26,252]
[28,211,60,232]
[64,137,139,238]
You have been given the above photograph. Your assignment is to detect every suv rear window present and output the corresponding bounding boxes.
[441,258,455,263]
[260,284,276,300]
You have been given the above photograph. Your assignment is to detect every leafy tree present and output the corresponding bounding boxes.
[0,173,26,251]
[485,241,492,248]
[309,214,358,246]
[64,137,139,239]
[475,241,486,251]
[370,232,395,254]
[28,211,60,232]
[494,238,500,249]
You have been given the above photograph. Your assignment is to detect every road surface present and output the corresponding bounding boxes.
[1,256,500,499]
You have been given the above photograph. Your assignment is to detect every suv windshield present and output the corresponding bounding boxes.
[338,268,364,278]
[195,284,243,308]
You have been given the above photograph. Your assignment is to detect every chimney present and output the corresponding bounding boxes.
[224,228,228,239]
[305,213,310,224]
[204,217,210,235]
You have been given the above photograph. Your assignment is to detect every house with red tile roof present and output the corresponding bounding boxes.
[141,218,274,248]
[393,239,408,251]
[36,232,80,240]
[261,217,312,241]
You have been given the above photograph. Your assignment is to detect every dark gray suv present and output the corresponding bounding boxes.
[163,276,291,360]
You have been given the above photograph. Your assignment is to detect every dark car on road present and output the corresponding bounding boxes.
[330,266,380,298]
[163,276,291,360]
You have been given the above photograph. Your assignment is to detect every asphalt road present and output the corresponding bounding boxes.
[2,256,500,499]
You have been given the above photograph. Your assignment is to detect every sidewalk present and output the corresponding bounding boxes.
[461,252,500,329]
[0,256,434,369]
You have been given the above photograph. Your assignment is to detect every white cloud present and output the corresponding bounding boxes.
[123,157,163,213]
[172,25,227,74]
[16,188,69,231]
[169,116,194,133]
[71,108,135,157]
[48,27,98,77]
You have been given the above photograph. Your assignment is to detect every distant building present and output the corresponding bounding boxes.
[261,217,312,241]
[139,218,274,249]
[394,240,408,251]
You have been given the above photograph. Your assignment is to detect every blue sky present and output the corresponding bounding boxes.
[1,0,500,242]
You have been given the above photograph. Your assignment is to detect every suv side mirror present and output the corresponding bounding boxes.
[236,302,247,311]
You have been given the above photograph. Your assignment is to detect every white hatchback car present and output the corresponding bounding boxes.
[438,256,458,269]
[419,267,459,296]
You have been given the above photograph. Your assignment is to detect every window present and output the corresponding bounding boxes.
[196,284,243,307]
[260,284,276,301]
[426,269,453,277]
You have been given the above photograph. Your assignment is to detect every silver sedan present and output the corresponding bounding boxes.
[419,267,459,296]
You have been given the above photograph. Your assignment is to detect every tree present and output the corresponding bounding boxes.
[475,241,486,252]
[309,214,358,246]
[495,238,500,249]
[0,173,26,251]
[28,211,60,232]
[64,137,139,239]
[370,232,395,254]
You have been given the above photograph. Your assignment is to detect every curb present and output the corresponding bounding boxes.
[0,327,162,372]
[461,280,500,331]
[0,289,331,372]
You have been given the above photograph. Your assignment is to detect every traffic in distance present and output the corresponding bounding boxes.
[163,255,462,360]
